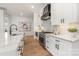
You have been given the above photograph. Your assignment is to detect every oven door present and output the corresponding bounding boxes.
[39,34,45,48]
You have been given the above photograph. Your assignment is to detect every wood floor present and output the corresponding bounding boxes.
[23,36,51,56]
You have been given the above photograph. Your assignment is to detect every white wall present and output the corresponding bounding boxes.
[10,16,34,36]
[34,11,42,32]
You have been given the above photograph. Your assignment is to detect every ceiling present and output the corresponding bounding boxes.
[0,3,42,19]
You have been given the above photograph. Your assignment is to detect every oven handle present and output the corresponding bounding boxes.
[40,35,45,38]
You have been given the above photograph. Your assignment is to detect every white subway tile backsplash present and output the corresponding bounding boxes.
[41,19,51,32]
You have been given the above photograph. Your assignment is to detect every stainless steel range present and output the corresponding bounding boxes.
[36,32,53,48]
[39,32,45,48]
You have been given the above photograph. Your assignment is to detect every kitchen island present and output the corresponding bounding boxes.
[0,34,23,56]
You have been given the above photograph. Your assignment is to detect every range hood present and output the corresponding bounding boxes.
[41,4,51,20]
[41,12,51,20]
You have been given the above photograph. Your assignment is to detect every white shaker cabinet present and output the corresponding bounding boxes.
[56,38,72,56]
[63,3,77,24]
[51,3,63,25]
[51,3,77,25]
[45,35,79,56]
[45,35,71,56]
[45,35,52,52]
[45,35,58,55]
[50,36,58,56]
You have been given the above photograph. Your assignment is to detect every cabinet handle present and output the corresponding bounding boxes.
[55,44,57,49]
[61,18,64,23]
[56,40,60,42]
[62,18,64,23]
[57,44,59,50]
[61,19,62,23]
[55,44,59,50]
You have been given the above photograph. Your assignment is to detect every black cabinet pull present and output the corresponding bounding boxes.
[61,18,64,24]
[57,44,59,50]
[56,40,60,42]
[55,44,57,49]
[55,44,59,50]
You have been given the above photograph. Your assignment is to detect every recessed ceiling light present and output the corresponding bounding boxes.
[31,5,34,9]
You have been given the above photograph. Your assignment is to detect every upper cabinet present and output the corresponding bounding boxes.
[51,3,77,25]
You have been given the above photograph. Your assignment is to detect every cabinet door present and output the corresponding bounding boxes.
[58,38,72,56]
[45,36,51,52]
[45,35,58,56]
[51,3,64,25]
[50,36,58,56]
[51,3,77,25]
[63,3,77,24]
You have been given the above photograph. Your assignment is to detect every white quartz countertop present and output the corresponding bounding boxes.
[0,34,23,53]
[46,34,79,42]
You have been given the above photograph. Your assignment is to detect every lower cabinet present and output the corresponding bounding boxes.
[58,39,72,56]
[45,35,72,56]
[45,35,58,55]
[45,36,51,52]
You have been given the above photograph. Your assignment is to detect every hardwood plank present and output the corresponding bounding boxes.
[23,36,51,56]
